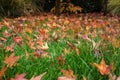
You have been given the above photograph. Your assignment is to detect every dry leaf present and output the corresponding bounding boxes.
[3,30,11,38]
[57,54,65,65]
[13,36,22,44]
[58,76,75,80]
[0,67,7,79]
[117,76,120,80]
[63,48,70,54]
[29,40,36,50]
[30,72,46,80]
[5,43,14,52]
[60,69,76,79]
[4,53,20,67]
[75,48,80,55]
[112,39,120,48]
[93,58,110,75]
[40,42,49,50]
[11,73,27,80]
[82,76,87,80]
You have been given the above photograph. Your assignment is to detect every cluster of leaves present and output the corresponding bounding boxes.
[0,13,120,80]
[51,1,82,14]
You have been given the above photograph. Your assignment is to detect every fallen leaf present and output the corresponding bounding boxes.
[3,30,11,38]
[93,58,110,75]
[5,43,14,52]
[75,48,80,55]
[0,67,7,79]
[29,40,36,50]
[63,48,70,54]
[57,54,65,65]
[30,72,46,80]
[82,76,87,80]
[11,73,27,80]
[117,76,120,80]
[112,39,120,48]
[60,69,76,79]
[58,76,75,80]
[40,42,49,50]
[4,53,20,67]
[13,36,22,44]
[108,73,116,80]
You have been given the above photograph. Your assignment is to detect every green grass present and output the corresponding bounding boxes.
[0,14,120,80]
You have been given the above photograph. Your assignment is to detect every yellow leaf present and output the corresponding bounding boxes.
[112,39,120,48]
[40,42,49,50]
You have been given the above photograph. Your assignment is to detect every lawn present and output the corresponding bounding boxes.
[0,13,120,80]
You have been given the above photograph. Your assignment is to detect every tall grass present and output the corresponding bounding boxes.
[108,0,120,15]
[0,0,45,17]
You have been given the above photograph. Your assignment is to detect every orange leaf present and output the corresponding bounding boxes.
[93,58,110,75]
[0,67,7,79]
[11,73,27,80]
[57,54,65,65]
[60,69,76,79]
[30,72,46,80]
[4,53,20,67]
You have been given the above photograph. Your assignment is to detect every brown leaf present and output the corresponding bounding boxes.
[0,67,7,79]
[4,53,20,67]
[60,69,76,79]
[11,73,27,80]
[30,72,46,80]
[75,48,80,55]
[57,54,65,65]
[82,76,87,80]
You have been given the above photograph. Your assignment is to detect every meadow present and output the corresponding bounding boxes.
[0,13,120,80]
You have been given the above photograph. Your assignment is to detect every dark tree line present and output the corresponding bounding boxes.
[0,0,109,17]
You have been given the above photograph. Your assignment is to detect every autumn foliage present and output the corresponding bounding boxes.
[0,13,120,80]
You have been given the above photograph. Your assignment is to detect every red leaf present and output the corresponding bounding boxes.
[13,36,22,44]
[3,30,11,38]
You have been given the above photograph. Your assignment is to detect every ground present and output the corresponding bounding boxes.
[0,13,120,80]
